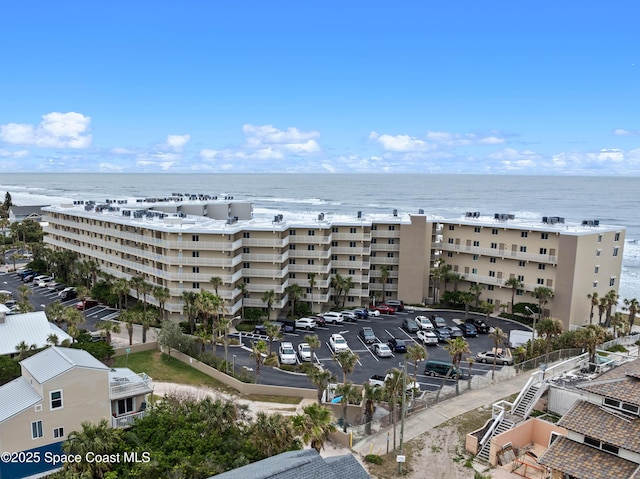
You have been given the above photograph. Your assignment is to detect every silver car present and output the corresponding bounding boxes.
[371,343,393,357]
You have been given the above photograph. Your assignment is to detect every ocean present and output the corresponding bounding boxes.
[1,173,638,302]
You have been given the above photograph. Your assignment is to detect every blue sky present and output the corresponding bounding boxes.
[1,1,639,174]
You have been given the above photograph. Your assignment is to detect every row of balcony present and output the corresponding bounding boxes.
[439,243,557,264]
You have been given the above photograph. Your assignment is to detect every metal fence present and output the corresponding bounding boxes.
[513,349,583,374]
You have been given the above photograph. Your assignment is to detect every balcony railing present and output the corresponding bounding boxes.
[112,410,148,428]
[110,373,154,400]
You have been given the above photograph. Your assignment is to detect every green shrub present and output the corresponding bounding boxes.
[236,323,255,332]
[607,344,628,353]
[364,454,383,465]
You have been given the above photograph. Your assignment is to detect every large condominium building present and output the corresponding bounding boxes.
[42,196,624,329]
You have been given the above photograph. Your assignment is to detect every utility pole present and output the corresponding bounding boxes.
[397,360,407,474]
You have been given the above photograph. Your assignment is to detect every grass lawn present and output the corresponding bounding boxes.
[114,350,303,404]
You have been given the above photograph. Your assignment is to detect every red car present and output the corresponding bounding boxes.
[371,304,396,315]
[75,299,99,310]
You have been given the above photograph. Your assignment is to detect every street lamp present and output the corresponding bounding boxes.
[525,306,536,356]
[233,354,236,376]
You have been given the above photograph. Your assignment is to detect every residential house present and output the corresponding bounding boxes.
[0,308,72,357]
[0,346,152,479]
[8,205,49,225]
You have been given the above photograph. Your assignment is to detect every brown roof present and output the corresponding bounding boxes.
[593,359,640,381]
[538,436,639,479]
[559,401,640,454]
[578,362,640,407]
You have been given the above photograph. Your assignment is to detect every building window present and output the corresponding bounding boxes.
[389,225,395,231]
[330,268,337,274]
[371,225,377,230]
[347,296,355,302]
[516,289,524,296]
[448,238,454,244]
[615,232,621,241]
[308,230,315,236]
[289,259,296,264]
[537,278,545,285]
[521,232,528,238]
[388,239,395,244]
[487,285,494,291]
[539,248,547,254]
[593,281,598,287]
[489,271,495,277]
[449,225,455,231]
[117,397,134,415]
[613,247,619,257]
[306,288,312,294]
[308,259,315,265]
[519,246,527,253]
[243,277,250,283]
[243,232,250,238]
[387,252,394,258]
[541,233,549,240]
[290,230,296,235]
[492,228,498,235]
[518,261,526,267]
[472,268,478,274]
[596,249,602,256]
[597,234,602,242]
[243,247,250,253]
[331,241,338,246]
[517,275,525,282]
[490,257,496,263]
[472,255,479,261]
[350,241,357,247]
[192,266,199,273]
[350,227,357,233]
[53,427,64,439]
[289,244,296,250]
[308,244,315,251]
[243,262,250,268]
[474,227,481,233]
[331,254,338,260]
[447,252,453,258]
[349,255,356,261]
[595,265,599,273]
[31,421,43,439]
[332,227,338,233]
[50,390,63,410]
[192,251,199,258]
[348,269,356,275]
[289,273,296,279]
[491,242,497,249]
[610,277,616,287]
[192,282,200,289]
[192,235,199,242]
[371,238,377,244]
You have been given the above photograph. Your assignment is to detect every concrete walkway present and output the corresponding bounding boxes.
[352,372,532,456]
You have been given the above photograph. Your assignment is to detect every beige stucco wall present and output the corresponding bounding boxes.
[398,215,431,304]
[489,418,567,466]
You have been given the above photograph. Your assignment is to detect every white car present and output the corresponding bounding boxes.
[329,333,349,352]
[37,277,54,287]
[367,309,381,317]
[417,330,438,345]
[297,342,313,362]
[322,312,344,324]
[0,290,13,298]
[295,317,317,330]
[340,310,357,321]
[415,316,434,330]
[371,343,393,358]
[278,342,297,365]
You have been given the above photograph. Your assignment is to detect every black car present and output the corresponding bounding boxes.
[358,326,377,344]
[466,318,489,334]
[60,290,78,301]
[387,337,407,353]
[458,323,478,337]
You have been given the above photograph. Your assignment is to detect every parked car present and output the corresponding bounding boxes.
[366,309,381,317]
[58,287,75,298]
[340,310,358,322]
[382,300,404,311]
[322,312,344,324]
[48,283,66,292]
[310,315,326,327]
[60,289,77,301]
[458,323,478,337]
[433,328,451,342]
[466,318,490,334]
[23,274,37,283]
[281,320,296,334]
[415,316,434,330]
[294,317,317,330]
[446,326,464,338]
[371,304,395,315]
[476,350,514,365]
[75,299,99,310]
[358,326,377,344]
[387,337,407,353]
[402,318,419,333]
[38,278,56,288]
[3,300,17,309]
[430,316,447,328]
[353,308,369,319]
[0,290,13,298]
[278,342,297,365]
[417,329,438,345]
[329,333,349,352]
[371,343,393,358]
[297,342,313,362]
[424,360,460,378]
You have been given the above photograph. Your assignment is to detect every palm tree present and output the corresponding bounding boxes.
[307,272,317,313]
[341,276,354,308]
[45,301,65,327]
[264,321,282,357]
[95,320,121,346]
[460,291,475,319]
[305,333,320,364]
[46,333,60,346]
[249,412,297,457]
[119,310,136,346]
[210,276,223,296]
[587,292,599,326]
[362,381,384,435]
[536,318,563,362]
[292,402,336,452]
[307,367,336,403]
[469,283,484,308]
[195,327,211,354]
[15,340,31,359]
[139,281,153,315]
[334,381,360,432]
[62,419,123,478]
[604,289,619,328]
[598,296,608,325]
[490,327,507,380]
[533,286,554,320]
[624,298,639,331]
[380,265,390,301]
[334,350,359,384]
[75,285,90,319]
[262,289,276,320]
[250,340,268,384]
[576,324,608,371]
[505,277,523,314]
[63,307,85,343]
[152,286,170,322]
[216,316,232,371]
[330,273,345,308]
[284,283,305,317]
[444,337,471,395]
[406,343,427,386]
[466,357,475,390]
[140,310,155,344]
[383,368,405,450]
[237,281,249,319]
[128,275,144,305]
[181,291,199,334]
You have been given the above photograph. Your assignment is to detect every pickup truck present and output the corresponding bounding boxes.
[369,374,420,391]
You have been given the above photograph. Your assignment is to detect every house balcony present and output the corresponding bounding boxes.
[109,373,154,400]
[111,410,148,428]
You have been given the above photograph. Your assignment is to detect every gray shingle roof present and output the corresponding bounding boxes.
[0,377,42,422]
[21,346,109,383]
[211,449,369,479]
[0,311,72,356]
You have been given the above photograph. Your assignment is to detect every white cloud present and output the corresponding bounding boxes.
[98,162,125,172]
[242,124,320,156]
[596,148,624,163]
[487,148,541,162]
[369,131,433,152]
[613,128,640,136]
[0,148,29,158]
[166,134,191,150]
[322,163,336,173]
[0,112,92,148]
[425,131,506,146]
[111,147,135,155]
